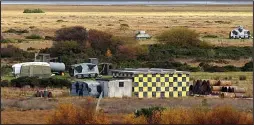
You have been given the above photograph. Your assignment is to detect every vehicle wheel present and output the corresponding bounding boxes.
[75,75,79,79]
[88,74,91,78]
[94,73,98,78]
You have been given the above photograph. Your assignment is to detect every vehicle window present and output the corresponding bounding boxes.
[75,65,83,73]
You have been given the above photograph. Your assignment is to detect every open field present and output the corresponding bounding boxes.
[1,5,252,44]
[1,4,252,67]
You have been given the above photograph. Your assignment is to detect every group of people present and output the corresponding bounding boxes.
[72,82,90,96]
[35,89,53,98]
[189,80,212,95]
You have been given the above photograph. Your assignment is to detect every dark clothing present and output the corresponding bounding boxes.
[80,84,84,90]
[75,82,79,94]
[79,89,83,96]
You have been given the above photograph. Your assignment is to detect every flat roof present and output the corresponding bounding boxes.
[96,78,132,81]
[111,68,190,74]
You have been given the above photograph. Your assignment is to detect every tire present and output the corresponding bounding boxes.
[94,73,98,78]
[88,74,91,78]
[75,75,79,79]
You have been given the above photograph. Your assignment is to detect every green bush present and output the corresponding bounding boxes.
[156,27,211,48]
[10,76,40,88]
[56,19,67,22]
[199,63,241,72]
[23,8,44,13]
[3,28,29,34]
[10,76,71,88]
[241,61,253,71]
[1,38,16,43]
[223,65,241,72]
[1,65,12,76]
[25,34,43,39]
[148,44,251,60]
[27,47,36,51]
[135,106,166,118]
[203,34,218,38]
[1,80,10,87]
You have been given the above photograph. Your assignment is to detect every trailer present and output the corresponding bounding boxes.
[12,62,52,78]
[69,63,99,78]
[229,26,251,39]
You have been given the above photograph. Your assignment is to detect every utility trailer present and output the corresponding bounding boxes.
[69,63,99,78]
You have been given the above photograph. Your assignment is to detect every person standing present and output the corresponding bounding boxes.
[79,83,84,96]
[75,82,79,95]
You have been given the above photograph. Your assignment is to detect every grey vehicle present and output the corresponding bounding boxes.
[69,63,99,78]
[229,26,251,39]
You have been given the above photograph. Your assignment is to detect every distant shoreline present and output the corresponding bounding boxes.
[1,1,252,6]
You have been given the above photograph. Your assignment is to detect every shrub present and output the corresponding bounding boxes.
[10,76,40,88]
[124,106,253,124]
[156,27,211,48]
[120,24,129,32]
[148,45,251,60]
[45,36,54,40]
[10,77,71,88]
[27,47,36,51]
[51,40,81,55]
[239,75,247,81]
[55,26,87,43]
[135,106,166,118]
[203,34,218,38]
[47,99,110,124]
[88,29,124,55]
[29,26,36,29]
[56,19,67,22]
[25,34,43,39]
[115,45,138,61]
[1,80,10,87]
[3,28,29,34]
[241,61,253,71]
[23,8,44,13]
[1,38,16,43]
[1,45,33,61]
[107,24,114,26]
[214,20,231,24]
[1,65,12,76]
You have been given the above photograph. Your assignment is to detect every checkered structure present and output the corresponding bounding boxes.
[133,73,190,98]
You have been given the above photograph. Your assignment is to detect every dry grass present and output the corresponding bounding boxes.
[1,97,252,124]
[123,105,253,124]
[47,97,110,124]
[1,5,252,50]
[1,109,54,124]
[191,72,253,97]
[1,98,57,111]
[1,87,70,98]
